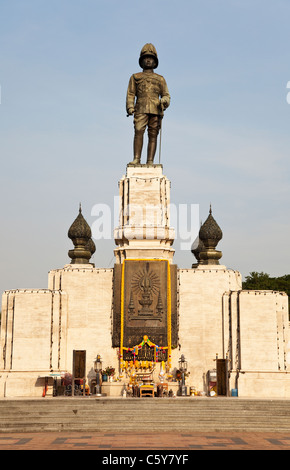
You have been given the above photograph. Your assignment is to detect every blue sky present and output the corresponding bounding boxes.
[0,0,290,294]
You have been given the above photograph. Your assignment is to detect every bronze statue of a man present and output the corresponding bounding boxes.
[126,44,170,165]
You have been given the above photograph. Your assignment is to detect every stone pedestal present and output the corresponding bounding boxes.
[114,165,175,263]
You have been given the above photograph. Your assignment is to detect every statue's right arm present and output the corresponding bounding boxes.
[126,75,136,115]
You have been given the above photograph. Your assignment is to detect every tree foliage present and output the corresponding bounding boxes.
[243,272,290,295]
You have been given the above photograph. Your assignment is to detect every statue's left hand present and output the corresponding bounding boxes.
[160,97,169,110]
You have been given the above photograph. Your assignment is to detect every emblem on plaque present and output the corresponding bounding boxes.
[128,263,163,322]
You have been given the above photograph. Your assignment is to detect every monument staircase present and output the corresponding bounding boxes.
[0,397,290,433]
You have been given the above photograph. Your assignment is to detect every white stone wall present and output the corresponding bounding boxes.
[49,266,116,378]
[0,290,55,372]
[0,266,116,397]
[176,266,242,392]
[234,290,289,373]
[0,289,67,397]
[176,268,290,397]
[227,290,290,398]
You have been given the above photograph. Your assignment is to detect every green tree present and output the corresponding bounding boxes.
[243,272,271,290]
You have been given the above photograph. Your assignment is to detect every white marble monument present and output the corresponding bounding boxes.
[0,164,289,398]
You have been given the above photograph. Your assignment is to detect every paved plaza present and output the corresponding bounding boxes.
[1,431,290,450]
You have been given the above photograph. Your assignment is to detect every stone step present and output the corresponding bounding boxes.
[0,398,289,408]
[1,406,289,417]
[1,398,290,433]
[1,421,290,433]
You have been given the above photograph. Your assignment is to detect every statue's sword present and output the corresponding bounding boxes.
[159,103,164,164]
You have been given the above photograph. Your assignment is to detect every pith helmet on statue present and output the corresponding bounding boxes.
[139,43,159,69]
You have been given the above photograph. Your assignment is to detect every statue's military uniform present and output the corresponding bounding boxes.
[126,44,170,165]
[126,72,170,116]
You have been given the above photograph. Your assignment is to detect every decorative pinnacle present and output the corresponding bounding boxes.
[199,205,222,245]
[197,205,223,266]
[68,205,94,264]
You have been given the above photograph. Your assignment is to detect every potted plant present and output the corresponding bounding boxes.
[102,366,115,382]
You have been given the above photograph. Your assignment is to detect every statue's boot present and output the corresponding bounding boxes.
[130,132,143,165]
[146,137,157,165]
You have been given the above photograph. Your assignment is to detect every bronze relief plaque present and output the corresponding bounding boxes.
[113,260,178,351]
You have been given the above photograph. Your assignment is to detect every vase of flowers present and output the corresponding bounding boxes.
[102,366,115,382]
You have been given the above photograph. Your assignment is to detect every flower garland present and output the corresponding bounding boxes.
[123,334,167,352]
[121,335,168,369]
[120,259,172,369]
[120,259,125,364]
[167,261,172,368]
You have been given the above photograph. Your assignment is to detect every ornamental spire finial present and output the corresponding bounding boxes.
[198,205,223,265]
[68,205,95,265]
